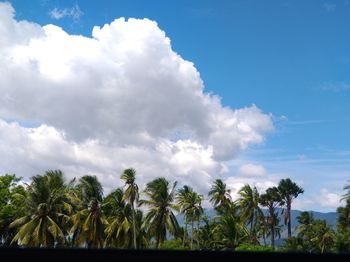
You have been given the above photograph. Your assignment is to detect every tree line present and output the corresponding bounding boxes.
[0,169,349,253]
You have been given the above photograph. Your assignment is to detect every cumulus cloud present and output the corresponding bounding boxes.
[0,2,273,195]
[49,4,83,20]
[293,189,344,211]
[237,163,267,177]
[224,167,279,201]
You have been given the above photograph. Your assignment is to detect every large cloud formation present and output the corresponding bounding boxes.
[0,2,273,195]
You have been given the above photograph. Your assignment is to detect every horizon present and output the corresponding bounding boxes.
[0,0,349,213]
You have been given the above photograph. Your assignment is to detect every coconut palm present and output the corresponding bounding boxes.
[176,185,191,247]
[70,175,106,248]
[9,170,70,247]
[297,211,315,237]
[208,179,232,213]
[282,236,304,252]
[120,168,139,249]
[337,198,350,230]
[236,185,263,244]
[342,180,350,201]
[139,177,179,248]
[176,185,203,249]
[212,202,248,250]
[278,178,304,238]
[259,186,283,249]
[197,216,217,250]
[134,209,149,248]
[103,188,133,248]
[311,220,335,253]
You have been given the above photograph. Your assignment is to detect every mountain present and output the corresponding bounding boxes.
[175,208,338,246]
[176,208,338,228]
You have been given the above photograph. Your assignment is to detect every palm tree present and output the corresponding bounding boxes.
[278,178,304,238]
[197,216,217,250]
[139,177,179,249]
[311,220,335,253]
[236,184,263,244]
[212,202,248,250]
[9,170,69,247]
[103,188,133,248]
[337,198,350,230]
[296,211,315,251]
[208,179,232,213]
[76,175,103,206]
[176,185,191,247]
[297,211,314,237]
[70,175,106,248]
[342,180,350,201]
[120,168,139,249]
[176,185,203,249]
[259,186,283,249]
[282,236,304,252]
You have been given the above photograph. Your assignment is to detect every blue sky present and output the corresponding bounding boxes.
[2,0,350,212]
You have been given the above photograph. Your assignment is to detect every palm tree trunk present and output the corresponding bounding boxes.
[190,219,194,249]
[183,222,188,247]
[271,224,275,249]
[197,219,200,249]
[287,200,291,238]
[131,202,137,249]
[270,208,275,249]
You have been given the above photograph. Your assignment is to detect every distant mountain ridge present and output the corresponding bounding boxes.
[175,208,338,246]
[176,208,338,228]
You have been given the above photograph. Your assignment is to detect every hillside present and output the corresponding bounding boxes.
[176,208,338,246]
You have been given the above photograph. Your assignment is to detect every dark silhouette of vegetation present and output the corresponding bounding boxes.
[0,169,349,253]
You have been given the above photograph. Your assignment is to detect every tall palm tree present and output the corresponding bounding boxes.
[236,184,263,244]
[208,179,232,213]
[103,188,133,248]
[296,211,314,251]
[176,185,203,249]
[259,186,283,249]
[139,177,179,249]
[176,185,191,247]
[341,180,350,201]
[278,178,304,238]
[120,168,139,249]
[70,175,106,248]
[337,198,350,230]
[9,170,70,247]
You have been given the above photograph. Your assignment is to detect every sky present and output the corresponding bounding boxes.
[0,0,349,212]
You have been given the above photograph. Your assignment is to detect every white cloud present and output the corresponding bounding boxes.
[0,3,273,195]
[317,189,343,209]
[237,163,267,177]
[49,4,83,20]
[224,170,279,201]
[293,189,344,211]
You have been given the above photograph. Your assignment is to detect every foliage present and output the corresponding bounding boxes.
[235,243,274,252]
[278,178,304,238]
[259,186,283,249]
[161,238,186,250]
[0,172,349,253]
[0,174,26,246]
[139,177,179,248]
[236,185,263,244]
